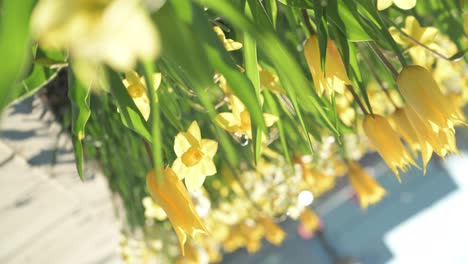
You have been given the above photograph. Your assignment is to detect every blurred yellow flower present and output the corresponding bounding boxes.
[299,208,321,233]
[302,169,336,197]
[172,121,218,192]
[349,162,386,209]
[397,65,463,130]
[259,67,285,94]
[31,0,160,78]
[213,26,242,51]
[146,168,208,255]
[122,71,162,120]
[258,217,286,246]
[389,16,438,67]
[304,35,351,96]
[378,0,416,10]
[363,114,417,180]
[215,95,278,139]
[142,196,167,221]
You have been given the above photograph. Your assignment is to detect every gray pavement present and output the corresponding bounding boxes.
[0,97,121,264]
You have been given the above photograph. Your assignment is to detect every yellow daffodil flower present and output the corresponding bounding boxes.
[213,26,243,51]
[172,121,218,192]
[397,65,463,130]
[122,71,162,120]
[258,217,286,246]
[299,208,321,233]
[349,162,386,209]
[304,35,351,97]
[377,0,416,10]
[389,16,438,67]
[146,168,208,255]
[31,0,160,84]
[363,114,417,180]
[215,95,278,139]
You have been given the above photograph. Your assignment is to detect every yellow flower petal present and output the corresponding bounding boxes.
[215,113,241,132]
[398,65,457,130]
[393,0,416,9]
[172,158,189,180]
[299,208,321,233]
[263,113,279,127]
[377,0,393,10]
[185,169,206,192]
[200,139,218,158]
[363,115,417,180]
[187,121,202,142]
[174,133,192,157]
[200,157,217,176]
[349,162,386,209]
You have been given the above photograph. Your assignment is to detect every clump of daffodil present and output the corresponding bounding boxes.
[348,162,386,209]
[377,0,416,10]
[299,208,321,233]
[122,71,162,120]
[215,95,278,139]
[172,121,218,192]
[31,0,160,84]
[304,35,352,97]
[397,65,464,130]
[213,26,243,51]
[390,16,438,67]
[146,168,208,255]
[363,114,417,180]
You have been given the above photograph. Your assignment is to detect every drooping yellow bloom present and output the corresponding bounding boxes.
[363,114,417,180]
[215,95,278,139]
[397,65,463,130]
[389,16,438,67]
[213,26,243,51]
[299,208,321,233]
[348,162,386,209]
[122,71,162,120]
[377,0,416,10]
[304,35,351,96]
[258,217,286,246]
[172,121,218,192]
[31,0,160,83]
[146,168,208,255]
[390,107,433,171]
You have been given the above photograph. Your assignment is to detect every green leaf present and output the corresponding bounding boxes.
[68,67,91,180]
[107,70,152,142]
[263,91,291,165]
[312,3,329,71]
[0,0,36,112]
[11,65,60,105]
[328,0,371,41]
[264,0,278,29]
[243,2,262,164]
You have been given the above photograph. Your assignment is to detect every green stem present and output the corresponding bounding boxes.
[346,85,369,116]
[368,42,399,78]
